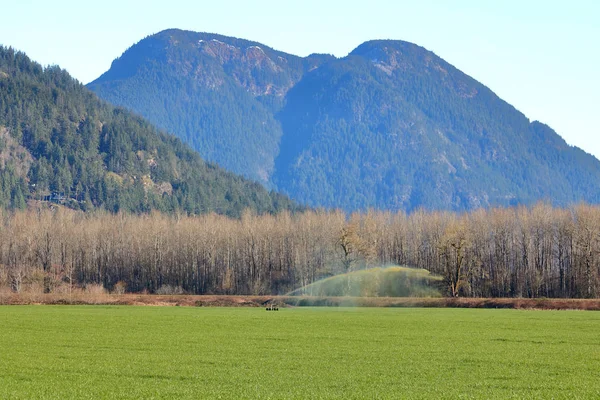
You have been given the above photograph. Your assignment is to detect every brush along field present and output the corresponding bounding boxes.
[0,307,599,399]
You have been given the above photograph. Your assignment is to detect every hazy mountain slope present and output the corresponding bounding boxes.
[0,46,298,215]
[274,40,600,210]
[89,30,600,212]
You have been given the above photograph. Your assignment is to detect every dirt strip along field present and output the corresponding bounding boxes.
[1,293,600,310]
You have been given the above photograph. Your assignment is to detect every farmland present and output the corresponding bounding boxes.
[0,306,599,399]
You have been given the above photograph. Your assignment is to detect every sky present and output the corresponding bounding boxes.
[1,0,598,158]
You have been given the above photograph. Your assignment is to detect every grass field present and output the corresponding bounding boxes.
[0,307,599,399]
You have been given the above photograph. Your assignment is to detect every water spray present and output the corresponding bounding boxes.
[286,265,443,298]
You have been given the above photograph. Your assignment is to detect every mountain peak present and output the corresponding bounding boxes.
[351,39,424,53]
[351,39,451,78]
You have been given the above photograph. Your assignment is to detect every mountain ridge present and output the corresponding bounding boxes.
[90,29,335,186]
[88,29,600,212]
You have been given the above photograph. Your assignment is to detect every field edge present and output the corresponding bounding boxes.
[1,293,599,310]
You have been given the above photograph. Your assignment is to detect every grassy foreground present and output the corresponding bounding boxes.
[0,307,599,399]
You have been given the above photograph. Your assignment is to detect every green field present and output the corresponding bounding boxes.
[0,306,599,399]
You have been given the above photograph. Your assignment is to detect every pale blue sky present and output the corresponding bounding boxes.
[1,0,598,158]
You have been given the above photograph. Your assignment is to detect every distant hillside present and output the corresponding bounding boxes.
[89,30,600,211]
[0,46,298,216]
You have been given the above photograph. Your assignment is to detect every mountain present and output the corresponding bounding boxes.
[0,46,298,216]
[89,29,600,212]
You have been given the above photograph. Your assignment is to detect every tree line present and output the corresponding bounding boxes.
[0,203,599,298]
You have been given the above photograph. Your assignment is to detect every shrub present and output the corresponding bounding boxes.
[112,281,127,295]
[156,285,184,295]
[85,284,107,295]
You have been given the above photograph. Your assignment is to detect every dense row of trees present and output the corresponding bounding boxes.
[0,203,599,298]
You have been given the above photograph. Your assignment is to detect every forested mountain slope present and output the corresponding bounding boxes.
[89,29,334,185]
[0,46,298,215]
[89,30,600,212]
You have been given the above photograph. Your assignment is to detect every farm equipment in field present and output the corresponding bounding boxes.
[263,299,279,311]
